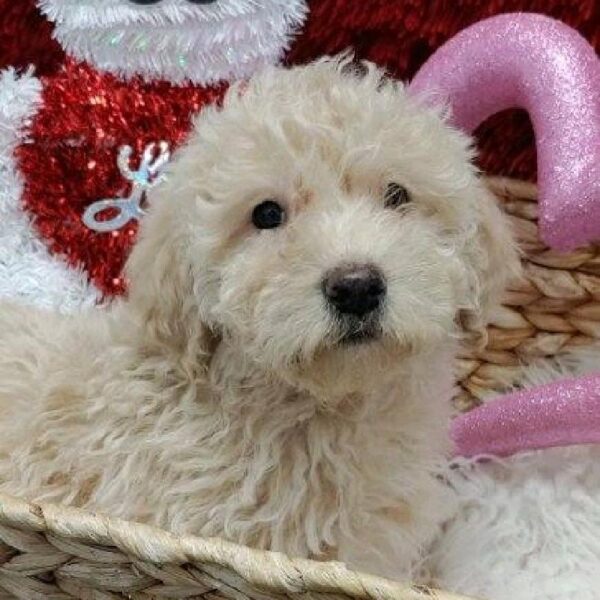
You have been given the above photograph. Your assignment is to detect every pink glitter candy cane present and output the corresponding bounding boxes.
[452,374,600,458]
[410,12,600,251]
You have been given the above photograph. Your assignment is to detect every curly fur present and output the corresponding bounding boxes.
[0,58,519,580]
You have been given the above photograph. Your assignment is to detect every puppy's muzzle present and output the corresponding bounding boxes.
[322,264,386,317]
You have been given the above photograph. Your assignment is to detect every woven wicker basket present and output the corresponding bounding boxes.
[1,177,597,599]
[0,493,473,599]
[456,176,600,412]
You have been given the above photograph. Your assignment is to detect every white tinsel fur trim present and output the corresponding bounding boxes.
[38,0,308,85]
[0,68,99,312]
[434,346,600,600]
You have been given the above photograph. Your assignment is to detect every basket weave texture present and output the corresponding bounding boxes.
[0,493,473,600]
[1,176,595,599]
[456,177,600,411]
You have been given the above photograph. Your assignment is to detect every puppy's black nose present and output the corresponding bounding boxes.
[323,264,386,317]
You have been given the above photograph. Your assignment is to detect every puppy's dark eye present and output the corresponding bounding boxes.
[252,200,286,230]
[129,0,163,4]
[384,183,411,209]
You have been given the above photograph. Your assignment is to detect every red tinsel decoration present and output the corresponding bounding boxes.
[0,0,64,75]
[287,0,600,181]
[16,59,225,296]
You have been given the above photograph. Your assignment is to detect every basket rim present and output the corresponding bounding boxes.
[0,492,474,600]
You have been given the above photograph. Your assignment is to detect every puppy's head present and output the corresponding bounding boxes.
[127,58,519,394]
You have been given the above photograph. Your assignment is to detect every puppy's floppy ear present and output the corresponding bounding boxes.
[125,196,216,378]
[457,183,521,347]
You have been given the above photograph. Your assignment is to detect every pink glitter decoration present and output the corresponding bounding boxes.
[452,374,600,458]
[410,13,600,251]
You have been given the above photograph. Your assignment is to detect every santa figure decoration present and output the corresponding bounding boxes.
[0,0,307,303]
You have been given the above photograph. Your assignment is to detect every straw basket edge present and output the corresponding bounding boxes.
[0,492,474,600]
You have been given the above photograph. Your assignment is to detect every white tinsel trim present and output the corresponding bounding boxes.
[0,68,99,312]
[38,0,309,85]
[40,0,296,27]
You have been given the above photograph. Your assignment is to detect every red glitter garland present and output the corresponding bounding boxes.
[16,59,225,296]
[287,0,600,181]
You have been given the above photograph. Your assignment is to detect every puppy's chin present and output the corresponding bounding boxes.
[282,334,409,403]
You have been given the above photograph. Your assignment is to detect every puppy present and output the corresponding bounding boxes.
[0,58,518,580]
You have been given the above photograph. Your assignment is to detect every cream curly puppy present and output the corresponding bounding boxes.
[0,58,518,580]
